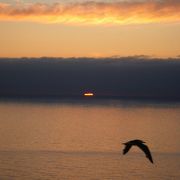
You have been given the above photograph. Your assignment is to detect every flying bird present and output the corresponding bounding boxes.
[122,139,153,163]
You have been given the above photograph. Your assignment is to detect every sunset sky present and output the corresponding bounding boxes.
[0,0,180,57]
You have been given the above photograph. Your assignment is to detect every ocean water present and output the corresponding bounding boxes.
[0,99,180,179]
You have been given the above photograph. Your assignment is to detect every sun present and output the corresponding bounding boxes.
[83,92,94,97]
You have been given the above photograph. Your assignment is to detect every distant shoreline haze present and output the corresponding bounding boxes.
[0,57,180,100]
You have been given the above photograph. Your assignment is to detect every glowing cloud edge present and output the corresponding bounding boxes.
[0,1,180,25]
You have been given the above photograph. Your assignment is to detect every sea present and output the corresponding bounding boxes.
[0,98,179,180]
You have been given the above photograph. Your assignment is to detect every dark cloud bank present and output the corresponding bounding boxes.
[0,57,180,101]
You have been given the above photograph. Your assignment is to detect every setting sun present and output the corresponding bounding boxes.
[84,92,94,97]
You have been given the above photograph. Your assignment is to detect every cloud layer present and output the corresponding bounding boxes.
[0,57,180,100]
[0,0,180,25]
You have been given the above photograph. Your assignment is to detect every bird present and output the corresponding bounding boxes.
[122,139,153,163]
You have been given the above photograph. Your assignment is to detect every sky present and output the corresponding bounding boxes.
[0,0,180,57]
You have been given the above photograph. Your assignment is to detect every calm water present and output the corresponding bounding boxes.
[0,99,180,179]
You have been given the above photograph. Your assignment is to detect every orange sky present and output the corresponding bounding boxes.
[0,0,180,57]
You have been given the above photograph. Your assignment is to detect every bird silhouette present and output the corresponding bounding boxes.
[122,139,153,163]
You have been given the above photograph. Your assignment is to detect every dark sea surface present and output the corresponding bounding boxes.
[0,99,179,179]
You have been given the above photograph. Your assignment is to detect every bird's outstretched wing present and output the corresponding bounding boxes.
[123,144,132,155]
[137,143,153,163]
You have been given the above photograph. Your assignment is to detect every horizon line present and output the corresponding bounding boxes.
[0,55,180,60]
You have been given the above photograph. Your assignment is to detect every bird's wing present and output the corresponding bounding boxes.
[137,143,153,163]
[123,144,132,155]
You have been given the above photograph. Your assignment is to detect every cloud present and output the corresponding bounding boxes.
[0,0,180,25]
[0,57,180,100]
